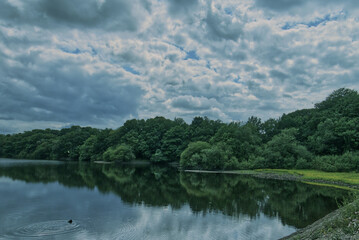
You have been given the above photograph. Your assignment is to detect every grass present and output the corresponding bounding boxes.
[255,169,359,186]
[302,181,358,192]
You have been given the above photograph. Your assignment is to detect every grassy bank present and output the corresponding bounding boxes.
[255,169,359,187]
[185,169,359,189]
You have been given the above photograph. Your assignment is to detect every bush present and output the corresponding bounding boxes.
[312,155,337,172]
[102,144,135,162]
[150,149,168,162]
[335,151,359,172]
[261,128,312,169]
[295,158,310,169]
[312,152,359,172]
[295,158,311,169]
[236,159,253,170]
[201,146,226,170]
[180,141,211,169]
[249,155,268,169]
[180,142,235,170]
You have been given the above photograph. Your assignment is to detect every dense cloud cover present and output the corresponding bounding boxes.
[0,0,358,133]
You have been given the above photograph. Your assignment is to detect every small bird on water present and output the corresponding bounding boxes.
[68,219,73,224]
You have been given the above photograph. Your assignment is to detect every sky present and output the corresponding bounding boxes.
[1,0,359,133]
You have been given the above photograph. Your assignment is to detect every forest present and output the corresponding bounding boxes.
[1,88,359,172]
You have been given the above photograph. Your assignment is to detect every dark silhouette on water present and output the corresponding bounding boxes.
[68,219,72,224]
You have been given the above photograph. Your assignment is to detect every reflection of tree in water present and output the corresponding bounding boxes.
[0,163,349,228]
[180,173,268,218]
[98,165,189,209]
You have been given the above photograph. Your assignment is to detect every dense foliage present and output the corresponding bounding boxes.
[1,88,359,171]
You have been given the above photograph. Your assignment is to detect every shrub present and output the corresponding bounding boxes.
[150,149,168,162]
[180,142,235,170]
[295,158,310,169]
[312,155,338,172]
[335,151,359,172]
[312,152,359,172]
[236,158,253,170]
[180,141,211,169]
[102,144,135,162]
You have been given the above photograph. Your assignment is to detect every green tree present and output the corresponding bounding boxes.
[79,135,98,161]
[188,117,223,142]
[309,117,359,155]
[161,125,189,162]
[103,144,135,162]
[261,118,279,143]
[210,122,261,162]
[262,128,312,169]
[180,141,211,169]
[150,149,167,162]
[315,88,359,116]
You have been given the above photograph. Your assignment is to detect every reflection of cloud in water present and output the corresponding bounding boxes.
[0,178,296,240]
[115,205,296,240]
[72,205,296,240]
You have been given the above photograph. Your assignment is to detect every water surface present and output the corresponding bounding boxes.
[0,159,349,239]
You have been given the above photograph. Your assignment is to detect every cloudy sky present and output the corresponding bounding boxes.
[1,0,359,133]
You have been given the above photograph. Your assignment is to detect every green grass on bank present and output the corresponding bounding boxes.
[302,181,357,192]
[256,169,359,186]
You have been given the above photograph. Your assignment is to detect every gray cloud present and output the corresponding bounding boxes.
[169,96,220,111]
[167,0,199,16]
[0,39,144,127]
[0,0,358,132]
[0,0,146,31]
[254,0,305,12]
[204,3,244,41]
[270,70,289,83]
[41,0,139,30]
[254,0,359,13]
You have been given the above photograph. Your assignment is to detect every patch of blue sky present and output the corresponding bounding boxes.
[167,42,184,51]
[224,7,233,16]
[123,65,140,75]
[206,61,218,72]
[233,76,241,83]
[282,11,344,30]
[166,41,199,61]
[90,46,97,56]
[306,14,338,27]
[206,61,211,69]
[165,41,200,61]
[184,50,199,60]
[281,22,295,30]
[60,47,81,54]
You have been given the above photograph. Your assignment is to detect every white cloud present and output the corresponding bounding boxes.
[0,0,359,132]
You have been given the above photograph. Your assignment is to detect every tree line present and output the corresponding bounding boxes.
[0,88,359,172]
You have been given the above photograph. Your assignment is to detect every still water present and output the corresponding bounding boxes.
[0,159,349,240]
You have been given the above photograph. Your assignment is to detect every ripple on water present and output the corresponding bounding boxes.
[4,220,81,238]
[112,219,138,240]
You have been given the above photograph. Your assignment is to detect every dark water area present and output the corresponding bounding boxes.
[0,159,350,239]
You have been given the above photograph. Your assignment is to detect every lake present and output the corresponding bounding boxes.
[0,159,349,240]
